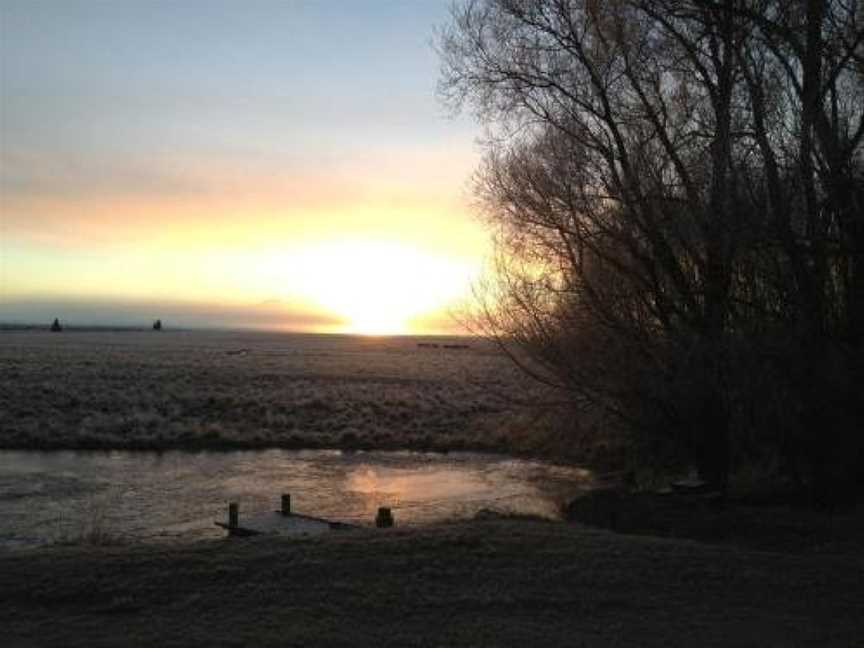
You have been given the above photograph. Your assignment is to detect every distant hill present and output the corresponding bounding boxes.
[0,323,155,333]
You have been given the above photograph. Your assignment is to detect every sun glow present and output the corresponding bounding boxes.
[284,240,476,335]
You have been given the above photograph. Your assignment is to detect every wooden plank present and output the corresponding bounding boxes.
[214,521,261,537]
[215,511,359,538]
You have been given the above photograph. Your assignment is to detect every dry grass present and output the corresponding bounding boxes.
[2,518,862,647]
[0,330,545,453]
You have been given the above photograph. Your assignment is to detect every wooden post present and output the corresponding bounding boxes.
[375,507,394,528]
[281,494,291,516]
[228,502,239,530]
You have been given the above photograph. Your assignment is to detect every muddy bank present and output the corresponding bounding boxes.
[566,487,864,555]
[2,518,862,647]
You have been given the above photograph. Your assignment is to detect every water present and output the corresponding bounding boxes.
[0,449,591,549]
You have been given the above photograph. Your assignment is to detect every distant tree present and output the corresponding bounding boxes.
[50,318,62,332]
[153,319,162,331]
[440,0,864,503]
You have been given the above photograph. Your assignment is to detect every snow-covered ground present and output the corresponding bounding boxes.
[0,330,541,451]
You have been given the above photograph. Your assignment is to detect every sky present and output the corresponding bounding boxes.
[0,0,488,334]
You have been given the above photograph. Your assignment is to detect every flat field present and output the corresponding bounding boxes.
[0,330,544,452]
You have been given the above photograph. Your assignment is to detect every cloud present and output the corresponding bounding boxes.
[0,149,202,202]
[0,143,483,254]
[0,295,346,331]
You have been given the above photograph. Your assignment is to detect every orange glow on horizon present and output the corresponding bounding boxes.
[3,157,489,335]
[278,240,477,336]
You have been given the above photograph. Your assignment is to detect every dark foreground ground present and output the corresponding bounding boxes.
[2,518,863,647]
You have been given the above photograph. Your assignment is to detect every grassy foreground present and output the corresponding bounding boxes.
[2,519,862,647]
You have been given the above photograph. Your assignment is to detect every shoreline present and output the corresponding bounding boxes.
[0,436,512,454]
[0,437,592,469]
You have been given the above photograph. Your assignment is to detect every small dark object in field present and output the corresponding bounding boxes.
[153,319,162,331]
[671,479,712,494]
[417,342,440,348]
[376,507,394,528]
[443,344,470,349]
[50,318,62,332]
[473,508,505,520]
[339,432,359,448]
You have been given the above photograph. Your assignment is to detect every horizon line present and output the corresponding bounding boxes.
[0,321,471,338]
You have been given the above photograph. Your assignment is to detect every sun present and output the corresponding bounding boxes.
[323,281,413,335]
[285,239,473,335]
[338,296,410,336]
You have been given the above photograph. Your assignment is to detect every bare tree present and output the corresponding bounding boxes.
[441,0,864,502]
[731,0,864,505]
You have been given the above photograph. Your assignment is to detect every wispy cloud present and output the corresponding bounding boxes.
[0,295,346,332]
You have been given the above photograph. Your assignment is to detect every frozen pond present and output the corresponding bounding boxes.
[0,449,591,549]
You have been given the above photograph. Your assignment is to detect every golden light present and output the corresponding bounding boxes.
[286,240,476,335]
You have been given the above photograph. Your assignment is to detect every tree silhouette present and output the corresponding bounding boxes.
[440,0,864,505]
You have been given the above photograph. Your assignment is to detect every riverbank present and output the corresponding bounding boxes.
[566,490,864,555]
[2,517,862,647]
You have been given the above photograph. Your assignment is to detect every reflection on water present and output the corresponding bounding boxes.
[0,450,591,549]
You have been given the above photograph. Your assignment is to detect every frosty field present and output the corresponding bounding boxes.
[0,329,542,452]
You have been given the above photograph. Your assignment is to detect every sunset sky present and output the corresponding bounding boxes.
[0,0,487,334]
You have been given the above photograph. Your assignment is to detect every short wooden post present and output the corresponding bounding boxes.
[375,507,394,528]
[228,502,239,530]
[281,494,291,516]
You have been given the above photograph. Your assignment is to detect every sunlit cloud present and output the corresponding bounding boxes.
[1,144,482,246]
[0,296,345,332]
